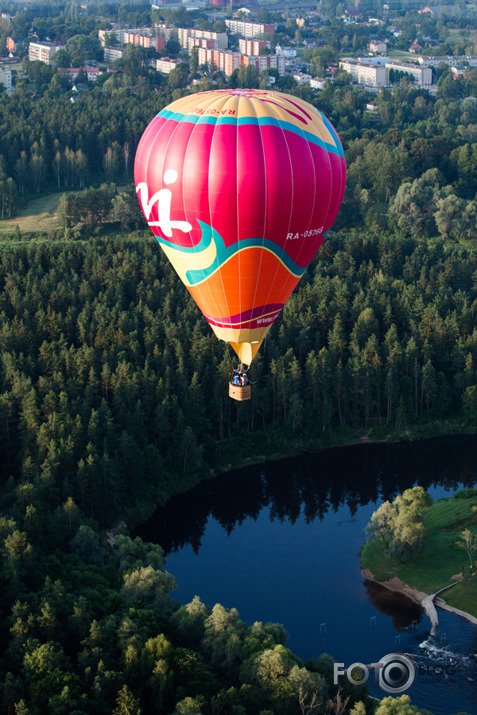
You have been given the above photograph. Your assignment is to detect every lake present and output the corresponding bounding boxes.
[136,436,477,715]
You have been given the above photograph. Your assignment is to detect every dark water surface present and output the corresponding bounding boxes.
[136,436,477,715]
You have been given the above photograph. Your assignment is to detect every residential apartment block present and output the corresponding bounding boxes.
[238,39,269,56]
[103,47,123,62]
[177,27,228,51]
[385,60,432,86]
[339,59,387,87]
[0,67,12,95]
[241,53,285,75]
[197,48,239,76]
[225,20,274,38]
[98,29,131,46]
[28,41,65,65]
[122,31,165,52]
[188,37,219,53]
[197,47,285,76]
[418,55,477,68]
[99,29,165,53]
[155,57,181,74]
[154,24,180,42]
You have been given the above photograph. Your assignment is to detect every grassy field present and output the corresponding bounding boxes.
[361,491,477,617]
[0,192,65,235]
[447,28,477,48]
[0,184,131,237]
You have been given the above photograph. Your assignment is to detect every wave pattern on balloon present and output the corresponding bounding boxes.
[134,89,346,365]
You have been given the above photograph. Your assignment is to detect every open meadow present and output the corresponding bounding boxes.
[0,192,64,235]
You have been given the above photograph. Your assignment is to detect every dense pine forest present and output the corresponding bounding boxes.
[0,228,476,714]
[1,231,477,524]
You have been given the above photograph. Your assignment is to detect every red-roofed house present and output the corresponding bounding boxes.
[60,67,101,82]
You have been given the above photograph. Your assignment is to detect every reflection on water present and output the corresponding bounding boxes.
[135,435,477,715]
[364,582,423,630]
[138,436,477,556]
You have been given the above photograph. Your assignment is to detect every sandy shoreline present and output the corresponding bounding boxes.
[362,569,477,632]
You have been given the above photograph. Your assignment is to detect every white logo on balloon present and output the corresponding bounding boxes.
[136,170,192,238]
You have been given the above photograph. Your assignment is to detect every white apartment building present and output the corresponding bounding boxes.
[293,72,312,85]
[99,29,120,46]
[310,77,327,90]
[244,53,285,76]
[156,57,181,74]
[339,59,387,87]
[225,20,275,38]
[239,39,270,56]
[419,55,477,68]
[99,28,146,46]
[154,24,178,42]
[103,47,123,62]
[269,54,285,75]
[177,27,228,51]
[28,41,64,65]
[188,37,219,53]
[385,60,432,87]
[0,67,12,96]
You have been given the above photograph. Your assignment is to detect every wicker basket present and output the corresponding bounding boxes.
[229,383,252,401]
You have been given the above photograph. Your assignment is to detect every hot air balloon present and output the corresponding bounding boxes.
[134,89,346,400]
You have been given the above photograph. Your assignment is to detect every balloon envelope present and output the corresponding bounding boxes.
[134,89,346,365]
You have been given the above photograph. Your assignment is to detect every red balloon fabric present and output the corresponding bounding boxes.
[135,89,346,364]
